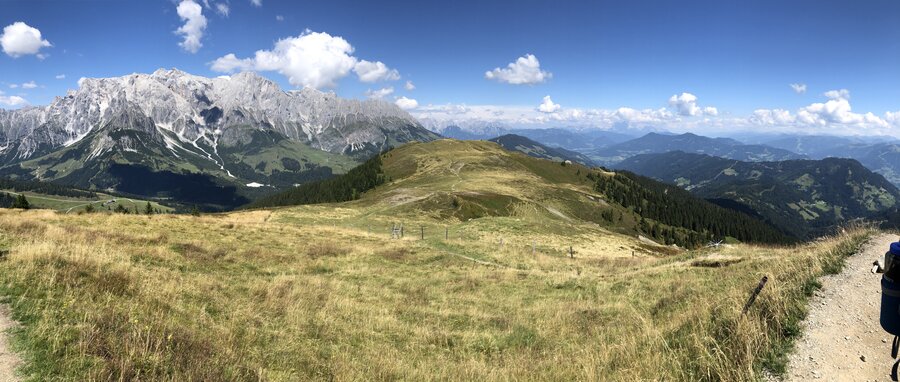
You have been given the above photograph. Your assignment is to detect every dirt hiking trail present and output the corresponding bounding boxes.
[784,233,896,381]
[0,305,19,382]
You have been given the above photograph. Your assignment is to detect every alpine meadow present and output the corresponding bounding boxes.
[1,1,900,381]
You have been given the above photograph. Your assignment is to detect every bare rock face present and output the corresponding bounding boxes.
[0,69,437,209]
[0,68,436,163]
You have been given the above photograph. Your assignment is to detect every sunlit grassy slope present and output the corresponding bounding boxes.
[0,139,875,381]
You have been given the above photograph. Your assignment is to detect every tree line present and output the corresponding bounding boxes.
[246,155,385,208]
[589,171,793,247]
[0,177,96,198]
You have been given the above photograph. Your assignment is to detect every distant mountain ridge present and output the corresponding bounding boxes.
[488,134,596,166]
[431,125,633,151]
[0,69,438,209]
[762,135,900,186]
[592,132,805,166]
[618,151,900,238]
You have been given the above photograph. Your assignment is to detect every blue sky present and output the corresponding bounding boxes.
[2,0,900,136]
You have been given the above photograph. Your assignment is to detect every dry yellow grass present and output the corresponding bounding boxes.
[0,206,874,381]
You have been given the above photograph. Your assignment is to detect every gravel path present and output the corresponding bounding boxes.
[0,305,19,382]
[784,233,896,381]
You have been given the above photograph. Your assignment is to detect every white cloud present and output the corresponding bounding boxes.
[215,3,230,16]
[537,95,560,113]
[750,109,794,125]
[175,0,207,53]
[0,22,52,58]
[250,0,261,6]
[790,83,807,94]
[395,96,418,110]
[793,89,887,128]
[823,88,850,100]
[275,15,284,21]
[414,103,676,131]
[0,94,27,107]
[8,84,17,89]
[55,74,65,79]
[404,80,415,91]
[365,87,394,99]
[416,89,900,138]
[485,54,552,85]
[750,89,891,136]
[353,60,400,83]
[887,111,900,128]
[667,92,717,117]
[210,53,253,72]
[211,30,400,89]
[21,81,37,89]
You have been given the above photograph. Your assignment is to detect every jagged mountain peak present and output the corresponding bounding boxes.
[0,69,431,159]
[0,69,438,208]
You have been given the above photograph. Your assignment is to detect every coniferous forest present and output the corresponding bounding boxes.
[247,155,385,209]
[590,171,793,246]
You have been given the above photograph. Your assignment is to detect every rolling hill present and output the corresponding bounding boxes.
[763,136,900,187]
[251,139,789,247]
[618,151,900,238]
[592,132,805,166]
[488,134,596,166]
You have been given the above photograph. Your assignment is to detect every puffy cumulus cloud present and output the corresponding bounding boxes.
[276,15,284,21]
[211,30,402,89]
[175,0,207,53]
[404,80,415,91]
[353,60,400,83]
[0,91,28,107]
[750,109,794,125]
[416,89,900,138]
[55,74,65,79]
[21,81,37,89]
[823,89,850,100]
[413,102,677,132]
[364,87,394,99]
[485,54,552,85]
[250,0,261,6]
[790,83,807,94]
[793,89,887,127]
[395,96,418,110]
[0,22,52,58]
[537,95,560,113]
[667,92,717,117]
[749,89,893,136]
[8,84,17,89]
[215,3,230,16]
[209,53,253,72]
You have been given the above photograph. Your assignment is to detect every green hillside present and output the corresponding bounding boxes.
[618,151,900,238]
[249,140,788,247]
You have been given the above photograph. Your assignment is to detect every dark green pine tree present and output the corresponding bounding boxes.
[145,202,154,215]
[11,194,29,209]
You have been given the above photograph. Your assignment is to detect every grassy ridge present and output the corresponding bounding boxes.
[0,208,873,381]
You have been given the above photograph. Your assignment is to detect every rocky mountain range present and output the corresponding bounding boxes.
[0,69,438,209]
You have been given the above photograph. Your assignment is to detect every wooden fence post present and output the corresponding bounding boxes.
[569,246,574,259]
[421,226,424,240]
[742,276,769,315]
